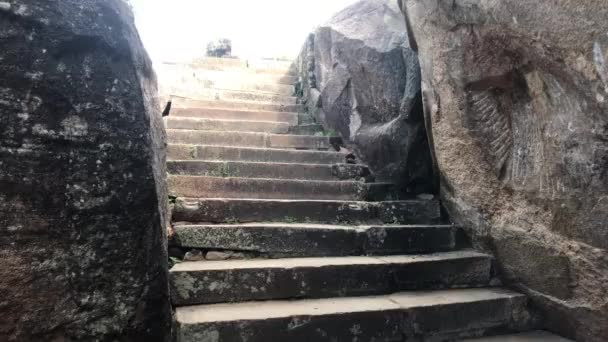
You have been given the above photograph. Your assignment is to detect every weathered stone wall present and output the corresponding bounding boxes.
[402,1,608,341]
[296,0,434,194]
[0,1,170,340]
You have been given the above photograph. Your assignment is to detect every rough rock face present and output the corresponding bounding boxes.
[402,1,608,341]
[297,0,433,193]
[0,1,170,340]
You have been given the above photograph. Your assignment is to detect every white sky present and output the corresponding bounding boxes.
[130,0,360,62]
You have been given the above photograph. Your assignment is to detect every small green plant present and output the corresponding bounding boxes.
[168,195,177,204]
[225,216,240,224]
[323,129,339,137]
[209,162,234,177]
[169,257,182,266]
[284,216,298,223]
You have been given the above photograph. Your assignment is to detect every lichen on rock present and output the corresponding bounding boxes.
[0,0,170,340]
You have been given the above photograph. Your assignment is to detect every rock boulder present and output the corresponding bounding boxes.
[403,0,608,340]
[297,0,433,193]
[0,0,170,340]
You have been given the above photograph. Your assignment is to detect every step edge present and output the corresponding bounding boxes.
[175,288,525,324]
[167,117,293,126]
[168,143,344,154]
[169,250,491,273]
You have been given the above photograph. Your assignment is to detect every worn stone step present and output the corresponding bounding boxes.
[172,197,441,225]
[173,97,303,113]
[194,89,298,105]
[174,288,528,341]
[166,117,291,134]
[462,331,573,342]
[167,175,395,201]
[171,108,299,125]
[168,144,347,164]
[171,224,460,257]
[170,251,492,305]
[167,130,331,149]
[167,161,370,181]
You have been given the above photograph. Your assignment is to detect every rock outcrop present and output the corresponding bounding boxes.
[297,0,433,194]
[0,1,170,340]
[402,1,608,341]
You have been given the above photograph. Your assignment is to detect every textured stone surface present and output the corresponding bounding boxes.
[296,0,433,194]
[172,197,442,225]
[172,224,460,257]
[0,1,170,340]
[170,251,492,305]
[403,1,608,341]
[175,288,530,342]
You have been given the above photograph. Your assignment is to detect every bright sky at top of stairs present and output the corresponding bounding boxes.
[130,0,359,61]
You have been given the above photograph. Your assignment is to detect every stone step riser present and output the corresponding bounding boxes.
[289,124,324,136]
[193,67,296,77]
[171,108,299,126]
[221,83,294,96]
[167,161,369,181]
[190,89,297,105]
[167,176,393,201]
[173,98,303,113]
[177,71,297,86]
[166,118,291,134]
[171,224,460,257]
[182,76,296,95]
[168,145,346,164]
[175,289,529,342]
[170,252,492,305]
[188,58,296,75]
[167,130,330,150]
[191,63,296,77]
[172,198,441,225]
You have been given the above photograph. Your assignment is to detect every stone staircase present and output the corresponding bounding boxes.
[164,58,565,341]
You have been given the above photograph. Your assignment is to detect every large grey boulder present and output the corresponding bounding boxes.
[297,0,433,193]
[0,1,170,340]
[403,0,608,341]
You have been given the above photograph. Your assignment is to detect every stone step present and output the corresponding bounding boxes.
[170,251,492,305]
[194,71,295,96]
[167,176,395,201]
[192,57,296,76]
[226,82,294,96]
[173,97,303,113]
[171,197,441,225]
[239,73,297,85]
[168,144,347,164]
[171,224,461,257]
[195,89,298,105]
[462,331,573,342]
[190,80,295,96]
[171,108,299,125]
[174,288,528,341]
[167,130,331,150]
[288,124,325,136]
[166,117,291,134]
[167,161,370,181]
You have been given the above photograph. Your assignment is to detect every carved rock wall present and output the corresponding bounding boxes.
[0,1,170,340]
[403,1,608,341]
